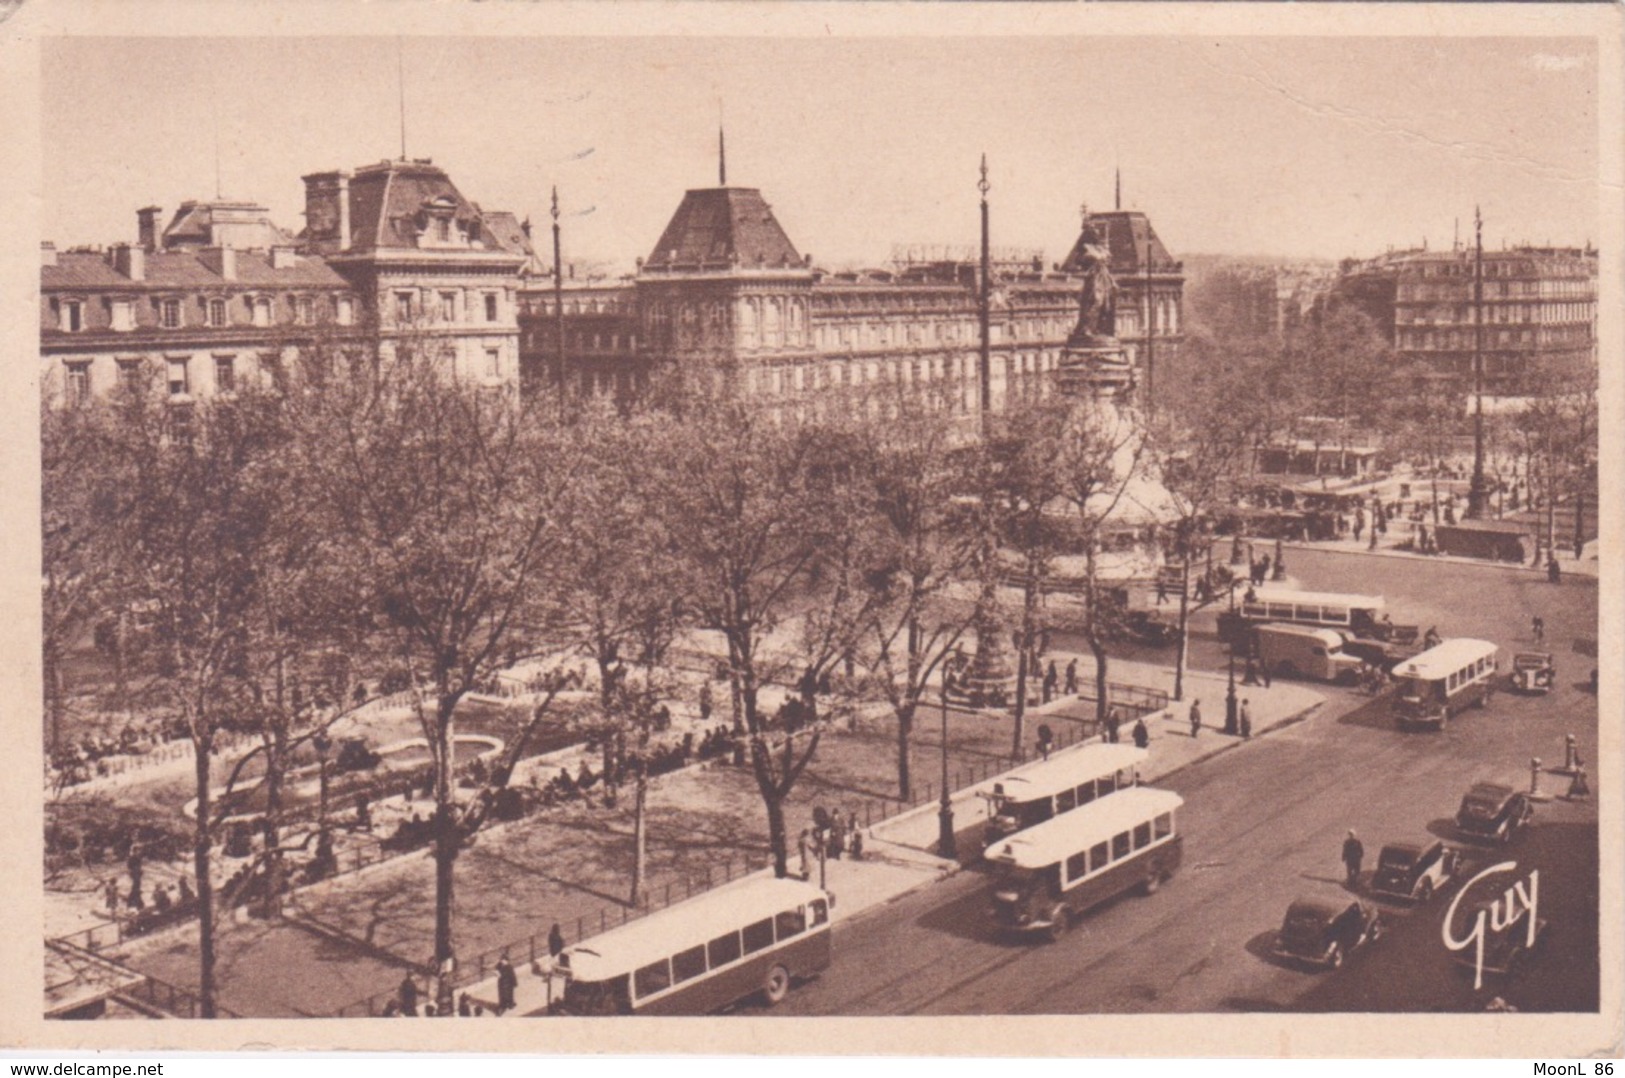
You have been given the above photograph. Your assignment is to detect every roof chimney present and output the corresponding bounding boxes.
[40,242,56,268]
[112,242,145,281]
[201,245,236,281]
[137,206,162,253]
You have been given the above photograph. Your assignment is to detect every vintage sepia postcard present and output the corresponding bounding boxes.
[1,0,1619,1059]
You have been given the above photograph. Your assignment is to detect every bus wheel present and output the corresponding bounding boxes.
[762,965,791,1006]
[1143,870,1163,895]
[1046,905,1070,942]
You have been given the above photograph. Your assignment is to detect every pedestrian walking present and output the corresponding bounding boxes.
[1064,659,1078,696]
[1260,555,1272,581]
[399,973,420,1017]
[458,993,473,1017]
[829,809,846,860]
[699,681,713,723]
[548,922,566,959]
[1262,660,1272,689]
[798,827,814,881]
[1342,829,1365,888]
[1132,717,1149,749]
[1156,577,1168,605]
[1189,700,1202,739]
[1547,558,1561,584]
[1532,615,1545,643]
[1042,662,1058,704]
[495,953,517,1014]
[1240,699,1252,740]
[849,823,865,861]
[103,878,119,917]
[1036,723,1054,760]
[1105,707,1121,744]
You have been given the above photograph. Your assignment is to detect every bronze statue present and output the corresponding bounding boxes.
[1075,238,1116,338]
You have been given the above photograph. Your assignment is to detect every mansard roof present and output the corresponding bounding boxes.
[644,187,803,272]
[43,249,349,291]
[1062,211,1180,276]
[162,200,294,249]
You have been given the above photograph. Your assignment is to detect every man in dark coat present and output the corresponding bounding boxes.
[399,973,420,1017]
[1132,718,1149,749]
[1342,829,1365,888]
[495,953,517,1014]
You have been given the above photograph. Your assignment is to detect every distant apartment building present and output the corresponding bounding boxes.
[41,158,534,406]
[1331,245,1598,393]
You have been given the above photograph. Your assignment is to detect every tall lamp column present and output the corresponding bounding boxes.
[938,686,957,860]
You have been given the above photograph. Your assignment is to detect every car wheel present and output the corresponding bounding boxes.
[762,965,791,1005]
[1368,919,1383,942]
[1418,879,1434,902]
[1046,904,1070,942]
[1328,944,1345,969]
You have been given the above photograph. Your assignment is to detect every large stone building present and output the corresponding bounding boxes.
[1330,244,1598,393]
[41,158,534,405]
[518,180,1184,416]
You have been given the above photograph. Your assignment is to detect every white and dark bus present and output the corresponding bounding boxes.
[981,742,1148,847]
[1392,638,1499,731]
[546,876,832,1015]
[987,786,1184,941]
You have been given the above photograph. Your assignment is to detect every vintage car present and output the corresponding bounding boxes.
[1368,839,1460,902]
[1509,652,1556,695]
[1451,902,1548,979]
[1455,782,1534,844]
[1114,609,1177,647]
[1273,896,1383,969]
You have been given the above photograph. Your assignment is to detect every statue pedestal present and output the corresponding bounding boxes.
[960,594,1017,710]
[1057,334,1134,401]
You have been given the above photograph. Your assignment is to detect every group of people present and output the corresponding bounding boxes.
[798,807,864,880]
[385,924,569,1017]
[1039,659,1082,705]
[50,720,187,786]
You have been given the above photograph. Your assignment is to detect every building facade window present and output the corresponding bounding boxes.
[208,298,228,327]
[166,357,190,397]
[109,300,134,332]
[64,361,91,405]
[116,358,144,393]
[160,299,182,329]
[484,293,499,322]
[484,348,501,379]
[396,292,414,323]
[214,354,236,393]
[441,292,458,321]
[336,296,354,326]
[60,300,84,332]
[295,297,315,325]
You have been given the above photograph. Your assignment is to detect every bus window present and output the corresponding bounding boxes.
[1066,851,1087,882]
[1243,602,1267,618]
[1090,840,1108,868]
[1267,603,1294,619]
[1322,607,1349,625]
[1112,831,1131,860]
[672,945,707,984]
[775,907,807,941]
[809,899,828,927]
[1133,821,1152,849]
[1294,604,1319,622]
[742,918,774,955]
[634,959,672,999]
[1078,781,1097,805]
[708,931,742,968]
[1154,812,1172,839]
[1057,787,1076,812]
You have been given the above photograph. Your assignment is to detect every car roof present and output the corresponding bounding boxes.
[1285,896,1350,920]
[1379,841,1428,858]
[1466,781,1514,799]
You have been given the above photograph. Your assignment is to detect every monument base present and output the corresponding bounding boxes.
[1056,334,1134,400]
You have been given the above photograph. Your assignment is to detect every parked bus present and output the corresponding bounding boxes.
[1254,623,1365,684]
[547,876,832,1015]
[987,786,1183,941]
[1219,588,1388,643]
[981,742,1149,848]
[1391,638,1500,731]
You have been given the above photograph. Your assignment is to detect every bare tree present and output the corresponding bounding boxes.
[851,397,976,800]
[298,340,576,1011]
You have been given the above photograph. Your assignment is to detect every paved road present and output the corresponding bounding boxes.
[765,552,1599,1015]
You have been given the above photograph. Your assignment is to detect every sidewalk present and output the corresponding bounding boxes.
[1268,536,1600,580]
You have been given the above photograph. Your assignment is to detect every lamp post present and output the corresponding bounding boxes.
[1467,206,1489,520]
[1272,535,1286,581]
[977,155,992,434]
[938,685,957,860]
[313,730,332,844]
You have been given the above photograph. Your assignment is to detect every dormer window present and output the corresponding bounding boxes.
[60,300,84,333]
[208,298,228,327]
[336,296,355,326]
[251,297,272,328]
[160,298,182,329]
[109,300,134,332]
[294,296,315,325]
[436,218,451,243]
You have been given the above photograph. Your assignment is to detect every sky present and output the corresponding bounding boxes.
[41,34,1601,269]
